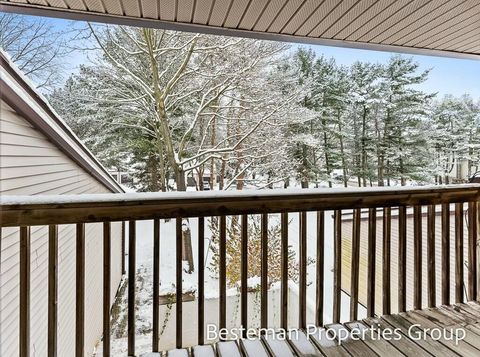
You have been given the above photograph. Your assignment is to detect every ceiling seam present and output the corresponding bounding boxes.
[220,0,234,28]
[117,0,125,16]
[136,0,143,18]
[342,0,401,40]
[331,0,381,39]
[249,0,272,31]
[421,12,480,48]
[264,0,290,33]
[305,0,344,37]
[189,0,196,23]
[291,0,327,36]
[351,0,415,42]
[317,0,363,38]
[440,24,480,50]
[205,0,216,25]
[235,0,253,29]
[373,0,443,43]
[451,34,480,52]
[278,0,308,34]
[363,0,432,43]
[394,0,471,46]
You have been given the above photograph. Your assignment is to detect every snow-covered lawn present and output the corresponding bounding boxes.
[94,211,364,355]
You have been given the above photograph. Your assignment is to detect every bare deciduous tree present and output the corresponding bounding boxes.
[0,13,71,91]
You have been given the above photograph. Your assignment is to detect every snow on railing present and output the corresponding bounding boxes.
[2,184,479,356]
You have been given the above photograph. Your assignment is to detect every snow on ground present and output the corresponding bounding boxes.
[94,203,365,355]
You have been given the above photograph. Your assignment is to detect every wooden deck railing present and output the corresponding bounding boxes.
[1,184,479,356]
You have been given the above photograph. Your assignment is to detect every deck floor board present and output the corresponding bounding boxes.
[363,316,433,356]
[381,314,456,357]
[325,323,375,357]
[156,303,480,356]
[309,328,350,357]
[344,321,403,356]
[401,310,480,356]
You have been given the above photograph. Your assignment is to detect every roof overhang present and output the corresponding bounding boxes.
[0,51,125,193]
[1,0,479,61]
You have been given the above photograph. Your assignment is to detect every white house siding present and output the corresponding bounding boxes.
[0,100,123,356]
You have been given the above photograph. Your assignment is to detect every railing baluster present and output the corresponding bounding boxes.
[350,209,361,320]
[76,223,85,357]
[442,203,450,305]
[333,210,342,323]
[103,222,111,357]
[261,213,269,329]
[316,211,324,327]
[398,206,407,312]
[153,219,160,351]
[219,216,227,334]
[477,202,480,299]
[281,212,288,329]
[427,205,436,308]
[19,226,30,357]
[455,203,464,303]
[128,220,136,355]
[468,202,477,301]
[241,214,248,336]
[382,207,391,315]
[121,221,126,275]
[299,212,307,329]
[176,218,183,348]
[413,206,422,310]
[367,208,377,317]
[198,217,205,344]
[48,225,58,357]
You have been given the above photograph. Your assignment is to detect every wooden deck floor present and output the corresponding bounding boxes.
[152,302,480,357]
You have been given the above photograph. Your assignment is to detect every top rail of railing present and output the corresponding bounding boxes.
[1,184,479,227]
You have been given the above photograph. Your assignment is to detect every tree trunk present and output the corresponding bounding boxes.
[377,156,385,186]
[219,157,226,190]
[210,115,216,190]
[322,116,332,188]
[361,106,368,187]
[386,160,391,186]
[301,144,309,188]
[375,111,384,187]
[399,157,406,186]
[144,28,195,272]
[157,138,166,192]
[337,111,348,188]
[173,165,194,273]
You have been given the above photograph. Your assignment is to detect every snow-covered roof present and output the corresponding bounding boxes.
[0,49,124,193]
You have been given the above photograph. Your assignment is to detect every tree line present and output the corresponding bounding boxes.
[289,49,480,188]
[39,27,480,190]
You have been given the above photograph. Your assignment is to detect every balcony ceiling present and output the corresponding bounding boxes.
[1,0,479,60]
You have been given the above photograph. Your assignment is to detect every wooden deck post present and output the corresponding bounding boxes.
[48,225,58,357]
[76,223,85,357]
[152,219,160,351]
[280,212,289,329]
[128,220,136,355]
[241,214,248,335]
[316,211,324,326]
[19,226,30,357]
[333,210,342,323]
[350,209,361,320]
[103,222,111,357]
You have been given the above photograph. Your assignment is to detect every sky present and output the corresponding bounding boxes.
[13,15,480,100]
